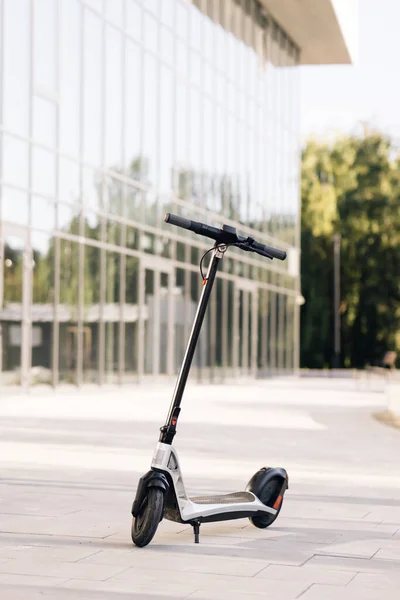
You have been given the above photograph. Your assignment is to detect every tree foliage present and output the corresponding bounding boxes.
[301,131,400,369]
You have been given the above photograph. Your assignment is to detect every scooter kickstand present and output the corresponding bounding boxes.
[193,521,200,544]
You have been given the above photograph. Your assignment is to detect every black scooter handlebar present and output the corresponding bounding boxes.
[249,240,287,261]
[164,213,223,242]
[164,213,287,261]
[163,213,193,231]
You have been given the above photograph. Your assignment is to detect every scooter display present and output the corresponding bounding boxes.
[131,213,289,547]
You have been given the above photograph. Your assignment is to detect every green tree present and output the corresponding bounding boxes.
[300,131,400,369]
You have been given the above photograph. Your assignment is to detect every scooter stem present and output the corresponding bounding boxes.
[159,244,226,444]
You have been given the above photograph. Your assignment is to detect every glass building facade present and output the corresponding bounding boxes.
[0,0,301,387]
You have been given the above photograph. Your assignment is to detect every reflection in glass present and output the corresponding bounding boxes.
[126,0,142,41]
[83,9,102,166]
[105,0,123,25]
[105,251,121,382]
[176,39,188,77]
[159,66,174,194]
[107,219,121,246]
[33,96,56,147]
[31,232,54,385]
[60,0,81,157]
[145,0,160,18]
[82,168,102,210]
[83,211,101,241]
[160,0,174,28]
[2,136,29,189]
[144,269,154,374]
[59,239,79,383]
[125,181,143,222]
[83,244,101,383]
[33,0,56,93]
[31,196,56,232]
[105,26,123,168]
[104,176,122,215]
[1,187,29,227]
[175,1,188,40]
[144,11,158,54]
[161,27,174,65]
[3,0,30,136]
[32,147,56,197]
[125,255,140,380]
[125,40,142,173]
[143,53,157,186]
[57,203,81,235]
[1,234,25,384]
[159,271,169,374]
[59,159,80,205]
[175,82,188,197]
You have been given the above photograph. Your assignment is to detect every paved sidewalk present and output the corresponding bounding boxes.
[1,378,400,599]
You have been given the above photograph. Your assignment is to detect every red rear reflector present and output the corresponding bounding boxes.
[273,495,283,509]
[171,418,177,425]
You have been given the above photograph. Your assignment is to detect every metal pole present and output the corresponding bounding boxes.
[333,233,341,368]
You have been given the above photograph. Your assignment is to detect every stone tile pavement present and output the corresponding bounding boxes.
[0,378,399,599]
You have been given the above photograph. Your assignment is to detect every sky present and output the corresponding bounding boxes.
[300,0,400,143]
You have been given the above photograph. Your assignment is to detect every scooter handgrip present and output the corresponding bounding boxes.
[164,213,192,231]
[164,213,222,240]
[252,241,287,261]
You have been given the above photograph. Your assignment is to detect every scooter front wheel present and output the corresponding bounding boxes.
[131,487,164,547]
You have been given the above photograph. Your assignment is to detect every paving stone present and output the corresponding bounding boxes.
[256,564,355,585]
[314,538,383,559]
[301,583,400,600]
[0,573,68,587]
[187,581,309,600]
[374,544,400,560]
[106,569,309,598]
[81,549,268,576]
[0,559,129,581]
[304,554,400,573]
[0,583,172,600]
[0,545,105,563]
[348,571,400,589]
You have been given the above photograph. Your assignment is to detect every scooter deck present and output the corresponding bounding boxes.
[189,491,254,505]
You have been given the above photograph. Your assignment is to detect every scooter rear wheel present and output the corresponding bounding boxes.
[131,487,164,547]
[249,477,283,529]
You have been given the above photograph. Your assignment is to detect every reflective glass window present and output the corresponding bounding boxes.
[142,53,158,186]
[59,159,81,205]
[60,0,81,157]
[2,136,29,189]
[83,9,102,166]
[105,25,123,168]
[32,147,56,197]
[159,66,174,194]
[1,187,29,227]
[33,96,56,148]
[105,0,123,26]
[3,0,30,136]
[125,41,142,173]
[144,11,159,54]
[126,0,142,42]
[31,196,56,231]
[33,0,57,93]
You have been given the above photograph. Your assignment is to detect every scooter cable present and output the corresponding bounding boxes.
[199,244,226,282]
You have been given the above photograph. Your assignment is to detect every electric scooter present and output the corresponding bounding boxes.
[131,213,289,547]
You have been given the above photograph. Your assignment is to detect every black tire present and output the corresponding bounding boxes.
[131,487,164,547]
[249,477,283,529]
